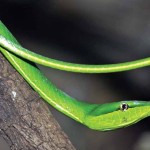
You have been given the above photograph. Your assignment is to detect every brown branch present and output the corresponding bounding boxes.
[0,53,75,150]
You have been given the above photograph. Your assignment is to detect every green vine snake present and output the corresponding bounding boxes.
[0,20,150,131]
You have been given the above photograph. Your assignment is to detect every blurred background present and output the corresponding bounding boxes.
[1,0,150,150]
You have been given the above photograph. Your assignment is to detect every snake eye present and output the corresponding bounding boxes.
[120,103,129,111]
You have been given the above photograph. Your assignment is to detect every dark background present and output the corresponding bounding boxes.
[0,1,150,150]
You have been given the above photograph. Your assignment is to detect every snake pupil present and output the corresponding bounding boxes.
[120,103,129,111]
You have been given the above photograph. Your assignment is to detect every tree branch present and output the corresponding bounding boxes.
[0,53,75,150]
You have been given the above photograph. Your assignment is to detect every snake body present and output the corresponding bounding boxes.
[0,34,150,73]
[0,21,150,131]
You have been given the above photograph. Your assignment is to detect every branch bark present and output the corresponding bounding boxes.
[0,53,75,150]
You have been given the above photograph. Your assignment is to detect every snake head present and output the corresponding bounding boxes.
[84,101,150,131]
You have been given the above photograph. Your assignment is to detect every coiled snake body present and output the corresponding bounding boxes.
[0,21,150,131]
